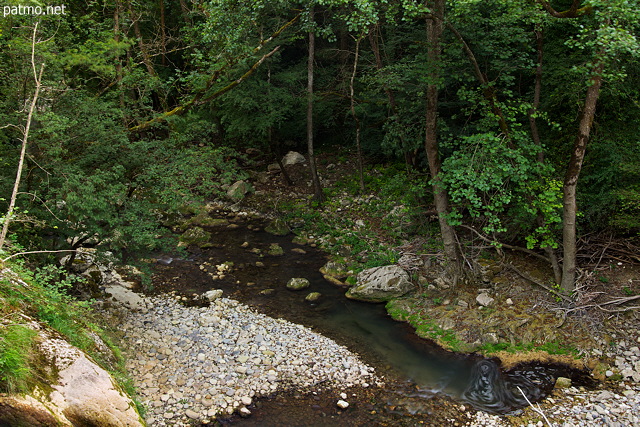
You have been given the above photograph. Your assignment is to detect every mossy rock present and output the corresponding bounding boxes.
[227,180,254,200]
[265,219,289,236]
[286,278,310,290]
[179,227,213,248]
[319,261,350,279]
[267,243,284,256]
[292,235,308,245]
[305,292,322,302]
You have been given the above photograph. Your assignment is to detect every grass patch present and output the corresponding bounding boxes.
[0,324,38,393]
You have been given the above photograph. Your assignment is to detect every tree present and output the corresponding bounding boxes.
[425,0,462,280]
[0,24,44,252]
[535,0,640,293]
[306,7,326,203]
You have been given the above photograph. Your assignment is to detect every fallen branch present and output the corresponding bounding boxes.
[503,263,572,302]
[517,386,552,427]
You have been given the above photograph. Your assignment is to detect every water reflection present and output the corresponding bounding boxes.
[462,359,557,413]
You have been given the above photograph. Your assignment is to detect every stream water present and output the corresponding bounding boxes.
[148,213,590,425]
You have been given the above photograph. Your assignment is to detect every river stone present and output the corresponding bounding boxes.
[226,180,254,200]
[184,213,229,229]
[555,377,572,389]
[265,219,289,236]
[204,289,223,302]
[305,292,322,302]
[282,151,306,165]
[345,265,414,303]
[179,227,212,248]
[267,243,284,256]
[103,283,146,310]
[286,278,310,291]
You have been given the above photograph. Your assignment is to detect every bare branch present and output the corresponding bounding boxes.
[459,224,552,264]
[1,250,77,264]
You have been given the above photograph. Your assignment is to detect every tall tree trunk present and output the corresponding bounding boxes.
[529,26,544,162]
[114,0,126,124]
[425,0,461,280]
[529,26,562,285]
[561,61,604,293]
[0,25,45,252]
[159,0,167,67]
[350,34,365,192]
[307,10,325,203]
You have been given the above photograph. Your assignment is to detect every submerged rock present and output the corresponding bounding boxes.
[265,218,289,236]
[346,265,414,303]
[267,243,284,256]
[305,292,322,302]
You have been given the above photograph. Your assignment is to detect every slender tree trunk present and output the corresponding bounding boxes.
[425,0,461,280]
[530,26,544,162]
[128,1,169,111]
[159,0,167,66]
[561,61,604,293]
[114,0,126,124]
[528,26,562,284]
[444,22,511,142]
[350,34,365,192]
[307,10,325,203]
[0,25,45,252]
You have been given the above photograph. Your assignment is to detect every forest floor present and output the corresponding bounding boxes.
[230,147,640,425]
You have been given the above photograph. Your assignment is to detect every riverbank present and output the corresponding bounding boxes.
[104,293,380,426]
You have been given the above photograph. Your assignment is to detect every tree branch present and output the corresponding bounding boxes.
[128,13,299,133]
[535,0,593,18]
[459,224,551,264]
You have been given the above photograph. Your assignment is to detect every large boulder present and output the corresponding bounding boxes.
[226,180,254,200]
[346,265,414,302]
[0,321,143,426]
[179,226,212,248]
[282,151,306,165]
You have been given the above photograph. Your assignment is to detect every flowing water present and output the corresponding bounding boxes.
[148,213,592,424]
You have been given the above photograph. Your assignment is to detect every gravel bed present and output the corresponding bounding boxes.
[112,294,380,426]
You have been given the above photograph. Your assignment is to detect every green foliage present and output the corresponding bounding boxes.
[441,133,561,248]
